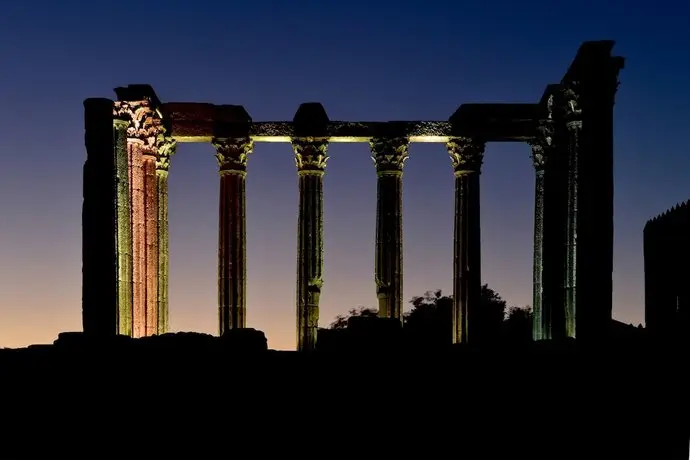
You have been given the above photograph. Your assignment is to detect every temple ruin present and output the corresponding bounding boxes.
[82,40,624,350]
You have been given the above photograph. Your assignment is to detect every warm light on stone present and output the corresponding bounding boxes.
[82,44,624,347]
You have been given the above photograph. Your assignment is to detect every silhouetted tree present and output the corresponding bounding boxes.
[330,284,510,344]
[503,306,532,343]
[329,307,378,329]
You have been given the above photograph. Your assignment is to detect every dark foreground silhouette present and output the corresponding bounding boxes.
[1,325,688,459]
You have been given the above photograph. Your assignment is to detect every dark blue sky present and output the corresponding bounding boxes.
[0,0,688,348]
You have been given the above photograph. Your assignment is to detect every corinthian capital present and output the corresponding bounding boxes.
[446,137,484,175]
[213,137,254,174]
[562,84,582,131]
[528,120,555,171]
[156,135,177,172]
[370,137,409,175]
[113,99,166,154]
[292,137,328,174]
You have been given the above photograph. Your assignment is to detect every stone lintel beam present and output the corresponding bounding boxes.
[163,118,539,144]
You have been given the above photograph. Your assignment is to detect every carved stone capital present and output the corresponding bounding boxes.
[528,120,555,171]
[562,85,583,131]
[114,99,166,155]
[446,137,485,175]
[528,144,546,171]
[156,135,177,173]
[292,137,328,175]
[213,137,254,175]
[113,118,129,130]
[370,137,409,175]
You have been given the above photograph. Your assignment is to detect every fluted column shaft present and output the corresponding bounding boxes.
[156,136,176,335]
[447,138,484,344]
[370,137,409,322]
[529,136,548,341]
[539,92,575,341]
[292,138,328,352]
[564,63,622,343]
[142,151,159,336]
[129,141,146,337]
[564,119,580,339]
[213,137,253,335]
[114,118,133,336]
[115,99,165,338]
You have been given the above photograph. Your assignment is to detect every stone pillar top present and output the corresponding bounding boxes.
[156,135,177,173]
[370,136,409,175]
[446,137,485,176]
[528,120,555,172]
[114,98,166,157]
[292,137,329,175]
[213,137,254,175]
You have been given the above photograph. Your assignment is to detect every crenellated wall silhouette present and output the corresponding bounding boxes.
[644,200,690,341]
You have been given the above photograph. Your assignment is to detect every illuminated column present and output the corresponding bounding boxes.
[142,147,159,336]
[292,137,328,352]
[528,132,548,341]
[447,138,484,344]
[156,135,176,334]
[117,98,164,338]
[82,98,119,335]
[370,136,409,322]
[213,137,253,335]
[564,113,580,339]
[114,116,133,336]
[129,139,146,338]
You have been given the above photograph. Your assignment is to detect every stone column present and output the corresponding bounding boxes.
[540,93,569,341]
[561,44,624,344]
[129,139,146,338]
[114,117,133,336]
[156,135,176,335]
[115,99,164,338]
[370,137,409,322]
[213,137,253,335]
[82,98,119,336]
[292,137,328,352]
[142,147,159,337]
[528,134,547,341]
[564,113,580,339]
[447,138,484,344]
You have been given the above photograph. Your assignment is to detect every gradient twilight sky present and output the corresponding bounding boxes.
[0,0,688,349]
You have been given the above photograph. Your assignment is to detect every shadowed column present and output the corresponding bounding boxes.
[114,116,133,336]
[528,126,550,341]
[156,135,176,334]
[292,137,328,352]
[214,137,253,334]
[540,91,570,341]
[564,111,579,339]
[370,136,409,322]
[447,138,484,344]
[82,98,120,336]
[562,46,623,343]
